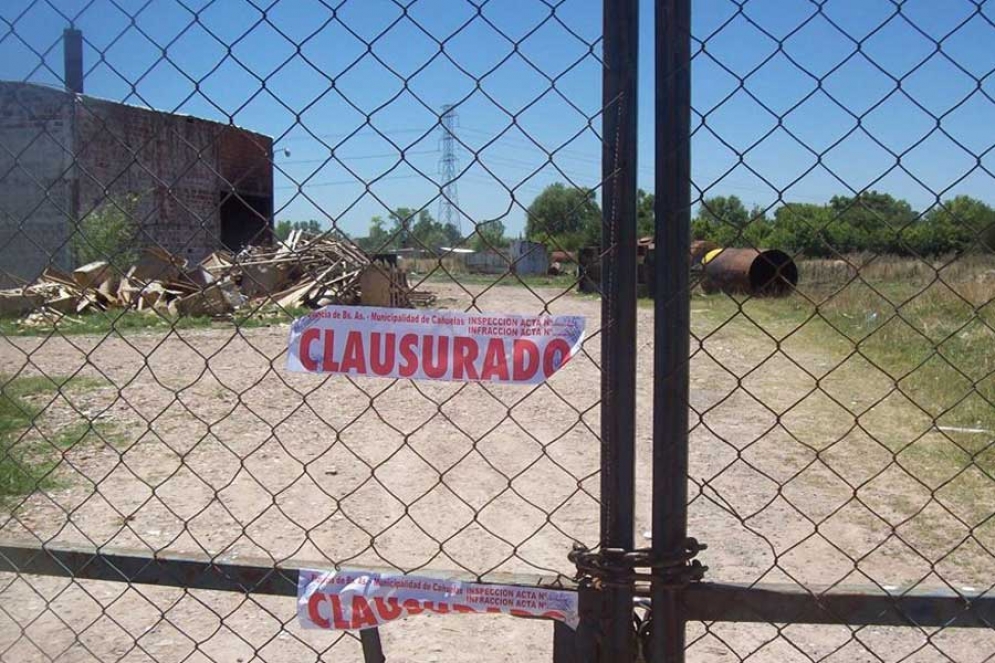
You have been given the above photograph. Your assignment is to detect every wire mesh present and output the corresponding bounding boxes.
[674,0,995,661]
[4,1,995,662]
[0,1,613,661]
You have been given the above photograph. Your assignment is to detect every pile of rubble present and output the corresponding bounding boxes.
[0,232,435,321]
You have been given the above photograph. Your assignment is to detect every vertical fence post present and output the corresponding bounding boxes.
[360,628,386,663]
[599,0,639,660]
[63,26,83,270]
[652,0,693,661]
[63,27,84,94]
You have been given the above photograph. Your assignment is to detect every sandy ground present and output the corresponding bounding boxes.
[1,281,991,662]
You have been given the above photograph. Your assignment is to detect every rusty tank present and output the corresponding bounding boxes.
[701,248,798,297]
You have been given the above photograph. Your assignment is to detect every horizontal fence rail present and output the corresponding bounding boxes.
[4,541,992,630]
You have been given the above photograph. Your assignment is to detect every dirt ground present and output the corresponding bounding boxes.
[1,281,990,662]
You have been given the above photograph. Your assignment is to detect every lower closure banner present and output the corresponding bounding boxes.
[286,306,585,385]
[298,569,579,630]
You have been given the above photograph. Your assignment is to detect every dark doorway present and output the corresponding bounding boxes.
[220,192,272,252]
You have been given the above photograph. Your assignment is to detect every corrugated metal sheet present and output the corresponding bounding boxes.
[465,240,550,275]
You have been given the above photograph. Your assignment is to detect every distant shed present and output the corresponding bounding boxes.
[463,240,549,276]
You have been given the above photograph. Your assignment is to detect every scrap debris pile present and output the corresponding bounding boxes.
[0,231,435,323]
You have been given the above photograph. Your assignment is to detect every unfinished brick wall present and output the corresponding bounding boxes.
[217,124,275,249]
[76,96,273,262]
[0,81,274,286]
[0,83,74,285]
[218,126,273,197]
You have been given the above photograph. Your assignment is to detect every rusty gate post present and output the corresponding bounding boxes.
[652,0,693,661]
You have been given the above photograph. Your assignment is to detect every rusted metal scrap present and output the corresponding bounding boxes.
[701,248,798,297]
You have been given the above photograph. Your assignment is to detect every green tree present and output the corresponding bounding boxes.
[73,195,139,270]
[274,220,291,240]
[768,203,834,256]
[275,219,322,241]
[387,208,461,250]
[356,215,398,253]
[827,191,916,254]
[472,218,508,251]
[685,191,995,258]
[692,195,754,247]
[637,189,655,238]
[912,196,995,255]
[526,183,602,250]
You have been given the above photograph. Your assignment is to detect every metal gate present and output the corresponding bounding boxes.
[2,1,995,662]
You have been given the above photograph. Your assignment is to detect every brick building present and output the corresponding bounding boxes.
[0,81,273,286]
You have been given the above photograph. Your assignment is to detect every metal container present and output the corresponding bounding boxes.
[690,240,720,267]
[702,248,798,296]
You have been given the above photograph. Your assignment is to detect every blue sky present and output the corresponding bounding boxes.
[2,0,994,239]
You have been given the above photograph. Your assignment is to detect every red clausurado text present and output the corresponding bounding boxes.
[296,329,574,382]
[306,589,571,630]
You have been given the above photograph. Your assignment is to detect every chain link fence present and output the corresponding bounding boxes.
[0,1,616,660]
[3,0,995,662]
[673,0,995,661]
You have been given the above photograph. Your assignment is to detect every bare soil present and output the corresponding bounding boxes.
[1,281,989,662]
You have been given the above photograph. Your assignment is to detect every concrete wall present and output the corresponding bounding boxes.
[0,83,74,285]
[0,81,273,286]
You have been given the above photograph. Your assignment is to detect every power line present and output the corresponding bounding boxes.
[279,149,437,166]
[458,126,604,164]
[275,127,430,143]
[274,173,427,190]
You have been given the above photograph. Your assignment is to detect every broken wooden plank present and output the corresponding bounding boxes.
[127,247,186,284]
[40,266,79,289]
[240,262,293,298]
[45,294,79,314]
[274,281,315,309]
[359,265,394,307]
[73,261,112,290]
[96,275,120,306]
[173,284,231,317]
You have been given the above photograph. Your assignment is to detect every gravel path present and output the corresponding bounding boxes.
[1,282,987,662]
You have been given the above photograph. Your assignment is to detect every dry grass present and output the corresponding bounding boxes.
[696,253,995,484]
[797,251,995,292]
[690,256,995,571]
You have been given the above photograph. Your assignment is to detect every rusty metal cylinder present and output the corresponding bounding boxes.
[702,248,798,296]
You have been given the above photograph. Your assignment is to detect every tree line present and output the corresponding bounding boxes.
[276,184,995,257]
[692,192,995,257]
[520,184,995,256]
[276,210,507,253]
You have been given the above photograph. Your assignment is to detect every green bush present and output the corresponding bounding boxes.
[73,196,140,269]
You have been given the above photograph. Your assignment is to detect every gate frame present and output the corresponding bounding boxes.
[651,0,695,659]
[595,0,641,659]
